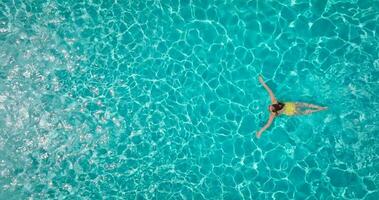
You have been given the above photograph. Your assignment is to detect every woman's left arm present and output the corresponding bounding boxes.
[256,113,275,138]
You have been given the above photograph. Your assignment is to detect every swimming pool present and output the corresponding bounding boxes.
[0,0,378,199]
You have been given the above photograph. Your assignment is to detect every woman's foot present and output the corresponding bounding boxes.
[319,106,328,111]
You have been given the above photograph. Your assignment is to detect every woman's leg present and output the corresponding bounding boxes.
[296,102,327,111]
[295,102,327,115]
[302,109,322,115]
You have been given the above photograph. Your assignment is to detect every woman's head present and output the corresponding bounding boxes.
[269,102,285,113]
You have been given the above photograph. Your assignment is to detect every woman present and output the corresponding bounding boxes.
[256,75,327,138]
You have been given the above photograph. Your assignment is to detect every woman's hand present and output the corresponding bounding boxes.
[256,131,262,139]
[256,113,275,139]
[258,75,277,104]
[258,76,264,84]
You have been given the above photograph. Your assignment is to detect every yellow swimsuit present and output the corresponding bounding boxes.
[282,102,297,116]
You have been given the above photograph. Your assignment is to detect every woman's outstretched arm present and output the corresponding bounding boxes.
[258,76,277,104]
[256,113,275,139]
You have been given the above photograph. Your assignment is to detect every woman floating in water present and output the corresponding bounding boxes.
[256,75,327,138]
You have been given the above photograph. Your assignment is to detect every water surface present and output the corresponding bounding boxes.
[0,0,378,199]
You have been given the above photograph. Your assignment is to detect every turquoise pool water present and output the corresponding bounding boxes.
[0,0,378,199]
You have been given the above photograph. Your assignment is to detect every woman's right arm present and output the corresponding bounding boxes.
[258,76,277,104]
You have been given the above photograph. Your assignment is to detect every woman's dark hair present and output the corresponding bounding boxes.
[271,102,285,114]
